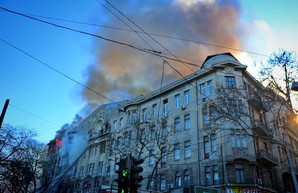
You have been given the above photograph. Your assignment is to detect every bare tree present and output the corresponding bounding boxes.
[259,49,298,114]
[0,124,45,193]
[109,109,178,191]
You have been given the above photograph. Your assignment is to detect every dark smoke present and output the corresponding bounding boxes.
[82,0,245,103]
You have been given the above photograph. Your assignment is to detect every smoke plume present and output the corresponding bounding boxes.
[82,0,246,103]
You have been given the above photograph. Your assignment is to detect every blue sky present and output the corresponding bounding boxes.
[1,0,298,143]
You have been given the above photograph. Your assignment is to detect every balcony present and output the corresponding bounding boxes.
[252,120,272,137]
[256,149,278,166]
[247,89,269,112]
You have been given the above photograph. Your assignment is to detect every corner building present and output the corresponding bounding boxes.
[46,53,298,193]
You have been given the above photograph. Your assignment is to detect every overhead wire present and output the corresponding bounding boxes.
[102,0,195,74]
[9,10,271,58]
[0,38,115,103]
[94,1,244,140]
[9,103,60,127]
[1,5,268,144]
[0,6,199,68]
[97,0,261,167]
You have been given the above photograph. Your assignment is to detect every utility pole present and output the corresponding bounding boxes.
[0,99,10,128]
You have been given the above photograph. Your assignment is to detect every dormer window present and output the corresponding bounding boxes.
[225,76,236,88]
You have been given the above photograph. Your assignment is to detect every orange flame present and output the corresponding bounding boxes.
[55,139,61,146]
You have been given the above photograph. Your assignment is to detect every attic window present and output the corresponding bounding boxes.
[225,76,236,88]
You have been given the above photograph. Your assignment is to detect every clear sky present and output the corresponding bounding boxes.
[1,0,298,144]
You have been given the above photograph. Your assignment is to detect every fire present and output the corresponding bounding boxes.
[55,139,61,146]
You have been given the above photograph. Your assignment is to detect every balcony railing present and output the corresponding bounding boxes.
[252,120,272,137]
[257,149,278,166]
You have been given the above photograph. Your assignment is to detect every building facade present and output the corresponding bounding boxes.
[43,53,298,193]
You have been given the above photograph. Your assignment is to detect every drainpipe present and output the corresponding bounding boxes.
[195,80,201,186]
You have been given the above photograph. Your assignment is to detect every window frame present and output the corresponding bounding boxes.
[184,140,191,159]
[175,94,181,109]
[225,76,236,88]
[184,90,190,105]
[184,114,191,130]
[174,117,181,133]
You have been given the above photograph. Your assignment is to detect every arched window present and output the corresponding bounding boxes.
[184,169,190,187]
[175,171,182,188]
[96,119,104,134]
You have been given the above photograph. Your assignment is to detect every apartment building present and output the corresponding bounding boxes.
[44,53,298,193]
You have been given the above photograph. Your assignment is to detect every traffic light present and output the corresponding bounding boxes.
[130,157,144,193]
[115,158,130,193]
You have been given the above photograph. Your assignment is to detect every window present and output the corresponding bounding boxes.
[174,117,180,132]
[142,108,147,121]
[162,122,167,137]
[100,141,106,154]
[132,111,137,123]
[184,141,191,158]
[238,100,243,112]
[90,163,95,175]
[79,166,84,177]
[109,140,114,155]
[128,112,131,124]
[98,162,103,175]
[207,80,213,95]
[228,99,238,115]
[149,176,156,190]
[184,90,190,105]
[119,118,123,130]
[117,137,121,149]
[149,149,155,165]
[204,134,216,159]
[163,99,168,117]
[106,165,110,177]
[161,147,167,167]
[94,145,98,155]
[211,134,217,152]
[115,158,119,170]
[175,172,182,188]
[184,114,190,130]
[160,174,166,191]
[205,166,211,185]
[203,106,216,125]
[124,132,129,144]
[231,129,247,148]
[175,94,181,109]
[203,107,208,124]
[201,83,206,102]
[174,144,181,161]
[152,104,157,118]
[184,170,190,187]
[235,163,245,183]
[87,163,92,175]
[204,136,210,159]
[140,129,146,143]
[150,125,156,140]
[225,76,236,88]
[213,165,219,184]
[209,105,216,123]
[113,120,117,131]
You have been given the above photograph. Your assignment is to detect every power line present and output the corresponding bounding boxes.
[0,6,199,67]
[14,10,271,58]
[0,38,115,103]
[1,6,266,141]
[102,0,195,74]
[9,103,60,127]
